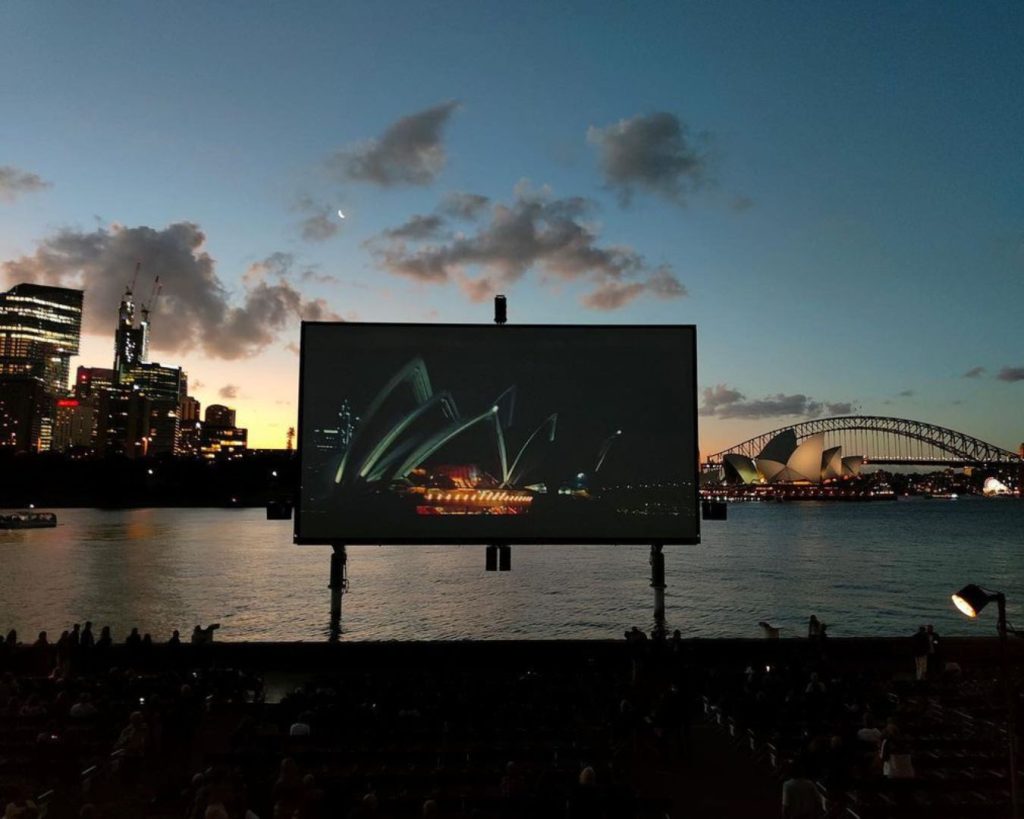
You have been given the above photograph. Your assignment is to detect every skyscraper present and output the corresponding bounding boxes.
[113,282,148,378]
[0,283,84,395]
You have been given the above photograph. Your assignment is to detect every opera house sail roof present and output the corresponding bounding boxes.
[720,430,863,485]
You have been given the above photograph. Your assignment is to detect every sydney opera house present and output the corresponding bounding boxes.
[720,430,863,484]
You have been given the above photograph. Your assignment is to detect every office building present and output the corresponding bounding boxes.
[52,396,99,452]
[200,424,248,459]
[0,376,48,452]
[205,404,236,427]
[0,283,83,395]
[74,366,117,399]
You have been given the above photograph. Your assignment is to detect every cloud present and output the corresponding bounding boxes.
[0,165,51,202]
[700,384,855,419]
[587,112,710,205]
[328,101,459,187]
[1,222,339,359]
[382,214,446,241]
[962,366,986,378]
[219,384,239,399]
[440,192,490,220]
[730,195,754,212]
[898,389,915,397]
[997,366,1024,382]
[367,182,686,310]
[295,196,342,242]
[299,213,341,242]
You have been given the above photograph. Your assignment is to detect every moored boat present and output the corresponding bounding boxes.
[0,511,57,529]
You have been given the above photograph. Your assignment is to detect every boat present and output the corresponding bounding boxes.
[923,492,958,500]
[0,511,57,529]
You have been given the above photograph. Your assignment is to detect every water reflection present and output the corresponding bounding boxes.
[0,500,1020,640]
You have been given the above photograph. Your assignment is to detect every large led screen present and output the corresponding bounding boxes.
[295,323,698,544]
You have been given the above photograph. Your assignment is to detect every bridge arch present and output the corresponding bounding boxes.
[705,415,1021,467]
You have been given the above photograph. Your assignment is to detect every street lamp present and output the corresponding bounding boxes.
[951,584,1019,818]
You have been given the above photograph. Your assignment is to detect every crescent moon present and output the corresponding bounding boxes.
[337,210,346,219]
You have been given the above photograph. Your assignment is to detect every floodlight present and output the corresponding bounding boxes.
[951,583,996,618]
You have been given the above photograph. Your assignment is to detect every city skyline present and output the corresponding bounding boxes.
[2,2,1023,452]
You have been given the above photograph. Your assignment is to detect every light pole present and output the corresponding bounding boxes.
[952,584,1019,818]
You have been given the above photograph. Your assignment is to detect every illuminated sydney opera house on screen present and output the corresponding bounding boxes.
[720,430,863,484]
[296,324,698,544]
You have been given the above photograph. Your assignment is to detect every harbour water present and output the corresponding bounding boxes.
[0,498,1021,641]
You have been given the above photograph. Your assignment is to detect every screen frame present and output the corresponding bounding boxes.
[293,321,700,546]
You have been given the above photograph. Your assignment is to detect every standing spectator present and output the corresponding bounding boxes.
[926,624,942,678]
[96,626,112,650]
[32,631,51,674]
[80,621,94,650]
[55,630,72,676]
[95,626,112,670]
[912,626,929,681]
[808,615,821,639]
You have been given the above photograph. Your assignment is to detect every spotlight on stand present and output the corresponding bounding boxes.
[952,583,998,619]
[951,583,1019,817]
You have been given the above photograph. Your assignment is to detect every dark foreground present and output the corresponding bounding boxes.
[1,637,1022,818]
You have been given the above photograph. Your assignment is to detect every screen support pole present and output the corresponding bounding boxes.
[650,543,666,634]
[329,543,348,640]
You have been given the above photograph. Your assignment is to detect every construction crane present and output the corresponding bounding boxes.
[141,276,161,321]
[128,261,141,294]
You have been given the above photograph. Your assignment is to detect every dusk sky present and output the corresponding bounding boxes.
[2,1,1022,453]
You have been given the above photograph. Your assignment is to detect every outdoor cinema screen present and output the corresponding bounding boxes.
[295,323,698,545]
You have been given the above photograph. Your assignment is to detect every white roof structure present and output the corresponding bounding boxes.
[721,431,864,484]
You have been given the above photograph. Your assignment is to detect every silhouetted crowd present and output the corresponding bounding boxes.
[0,627,700,818]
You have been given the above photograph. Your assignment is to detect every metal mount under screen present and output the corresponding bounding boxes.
[295,323,699,545]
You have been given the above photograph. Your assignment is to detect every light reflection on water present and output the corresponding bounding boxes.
[0,499,1021,641]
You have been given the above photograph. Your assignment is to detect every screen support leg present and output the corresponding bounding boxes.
[329,543,347,641]
[650,543,666,635]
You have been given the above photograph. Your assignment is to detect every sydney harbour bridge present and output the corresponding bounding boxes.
[704,415,1023,469]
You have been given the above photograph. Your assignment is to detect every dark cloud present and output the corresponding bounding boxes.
[0,165,51,202]
[700,384,855,420]
[997,366,1024,382]
[898,389,915,397]
[367,183,686,310]
[295,196,342,242]
[328,101,459,187]
[730,195,754,212]
[962,366,986,378]
[440,192,490,220]
[587,112,710,205]
[300,213,341,242]
[1,222,339,359]
[219,384,239,399]
[382,214,446,241]
[701,385,744,413]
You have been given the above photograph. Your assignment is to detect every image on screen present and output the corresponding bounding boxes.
[295,323,698,544]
